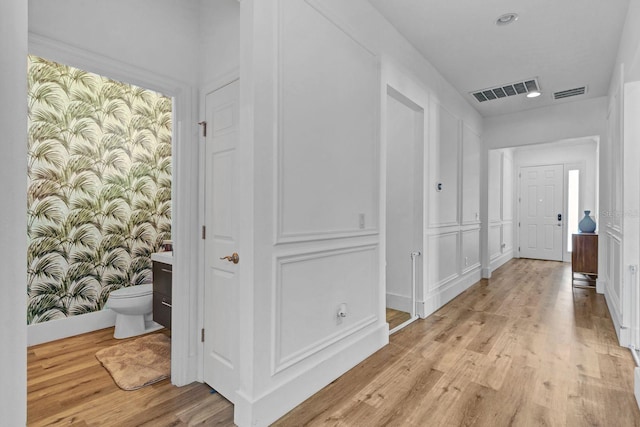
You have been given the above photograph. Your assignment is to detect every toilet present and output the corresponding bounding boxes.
[106,284,161,339]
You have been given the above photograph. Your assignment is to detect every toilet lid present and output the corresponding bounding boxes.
[109,283,153,299]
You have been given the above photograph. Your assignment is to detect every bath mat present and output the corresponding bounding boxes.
[96,333,171,391]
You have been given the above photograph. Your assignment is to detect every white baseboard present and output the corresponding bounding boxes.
[385,292,412,313]
[635,368,640,411]
[596,278,605,294]
[423,268,482,318]
[604,282,630,346]
[490,251,513,273]
[28,309,116,346]
[481,267,491,279]
[233,324,388,427]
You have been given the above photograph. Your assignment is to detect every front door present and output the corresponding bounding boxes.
[203,79,240,402]
[519,164,564,261]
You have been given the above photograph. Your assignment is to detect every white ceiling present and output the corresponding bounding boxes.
[368,0,630,117]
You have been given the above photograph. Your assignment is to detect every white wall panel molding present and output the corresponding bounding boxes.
[426,225,462,235]
[428,102,460,228]
[489,224,502,261]
[427,231,460,291]
[234,323,388,427]
[272,244,378,374]
[460,224,481,232]
[275,0,380,244]
[461,229,481,274]
[462,123,481,225]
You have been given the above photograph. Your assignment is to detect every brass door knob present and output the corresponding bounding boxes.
[220,252,239,264]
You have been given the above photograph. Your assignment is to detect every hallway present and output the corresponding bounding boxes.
[276,259,640,426]
[27,259,640,426]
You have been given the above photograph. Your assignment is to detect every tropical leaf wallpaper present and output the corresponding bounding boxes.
[27,55,172,324]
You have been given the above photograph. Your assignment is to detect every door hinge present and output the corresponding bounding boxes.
[518,246,521,252]
[201,328,205,342]
[518,222,520,227]
[198,121,207,137]
[202,225,206,239]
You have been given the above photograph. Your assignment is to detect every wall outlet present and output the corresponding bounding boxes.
[465,256,469,267]
[358,213,365,229]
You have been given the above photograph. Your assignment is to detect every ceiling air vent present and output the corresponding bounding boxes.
[553,86,587,100]
[471,78,540,103]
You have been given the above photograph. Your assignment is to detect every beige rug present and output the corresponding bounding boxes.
[96,333,171,391]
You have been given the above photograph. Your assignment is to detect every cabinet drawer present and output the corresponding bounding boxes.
[153,262,172,295]
[153,292,172,329]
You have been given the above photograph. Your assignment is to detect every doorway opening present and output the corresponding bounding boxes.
[27,55,173,327]
[385,86,423,333]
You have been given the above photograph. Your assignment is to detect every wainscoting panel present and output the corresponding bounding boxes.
[489,224,502,261]
[276,0,379,242]
[462,124,480,225]
[273,245,378,374]
[427,232,459,291]
[461,229,481,273]
[428,104,459,228]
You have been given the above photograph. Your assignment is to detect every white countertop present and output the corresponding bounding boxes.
[151,251,173,265]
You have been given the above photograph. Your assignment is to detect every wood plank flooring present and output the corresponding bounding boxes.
[386,308,412,331]
[28,259,640,426]
[27,329,234,426]
[275,259,640,426]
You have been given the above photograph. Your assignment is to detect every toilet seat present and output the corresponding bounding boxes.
[109,283,153,299]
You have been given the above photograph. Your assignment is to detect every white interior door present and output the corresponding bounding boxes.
[203,79,240,403]
[519,164,564,261]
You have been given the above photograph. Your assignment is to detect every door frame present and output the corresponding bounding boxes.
[381,61,429,327]
[28,34,200,386]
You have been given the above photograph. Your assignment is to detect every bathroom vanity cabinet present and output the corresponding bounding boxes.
[152,257,172,329]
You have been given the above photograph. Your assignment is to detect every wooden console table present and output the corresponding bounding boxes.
[572,233,598,288]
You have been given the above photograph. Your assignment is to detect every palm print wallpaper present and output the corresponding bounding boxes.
[27,55,172,324]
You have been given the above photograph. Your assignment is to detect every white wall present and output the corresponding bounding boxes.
[236,0,482,425]
[605,0,640,409]
[29,0,200,85]
[486,149,514,273]
[0,0,28,423]
[484,97,608,150]
[602,0,640,349]
[198,0,240,86]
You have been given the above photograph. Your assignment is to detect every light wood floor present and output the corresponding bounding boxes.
[386,307,412,331]
[28,259,640,426]
[27,329,234,426]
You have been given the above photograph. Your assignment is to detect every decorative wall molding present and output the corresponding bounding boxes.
[272,244,378,374]
[235,324,388,427]
[275,0,380,244]
[427,231,460,292]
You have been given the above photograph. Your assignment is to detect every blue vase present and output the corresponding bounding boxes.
[578,210,596,233]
